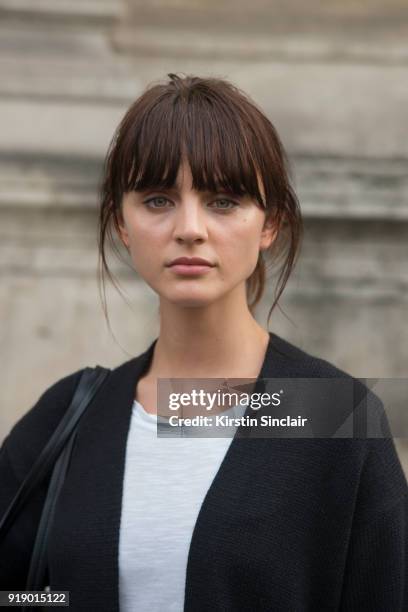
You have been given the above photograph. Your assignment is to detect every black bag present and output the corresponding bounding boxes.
[0,365,111,600]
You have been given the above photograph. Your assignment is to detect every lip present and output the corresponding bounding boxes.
[167,257,215,267]
[168,264,214,276]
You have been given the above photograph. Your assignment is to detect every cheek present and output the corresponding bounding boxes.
[127,229,159,275]
[128,220,163,254]
[226,217,263,266]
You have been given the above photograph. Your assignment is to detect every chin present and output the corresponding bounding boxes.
[159,287,219,308]
[166,296,215,308]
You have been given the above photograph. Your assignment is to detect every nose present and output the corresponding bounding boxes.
[172,199,208,244]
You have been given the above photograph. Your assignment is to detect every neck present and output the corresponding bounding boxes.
[150,296,270,379]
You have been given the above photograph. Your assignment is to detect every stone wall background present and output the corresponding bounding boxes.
[0,0,407,474]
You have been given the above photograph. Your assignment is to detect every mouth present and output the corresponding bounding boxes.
[167,258,215,267]
[167,263,214,276]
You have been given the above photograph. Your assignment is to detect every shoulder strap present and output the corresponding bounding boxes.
[25,426,78,591]
[0,366,111,540]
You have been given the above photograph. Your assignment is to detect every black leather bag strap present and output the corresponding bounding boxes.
[25,427,79,591]
[0,366,110,543]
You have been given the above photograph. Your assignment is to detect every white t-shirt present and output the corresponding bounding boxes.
[118,399,246,612]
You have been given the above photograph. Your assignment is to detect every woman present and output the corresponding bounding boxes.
[0,73,407,611]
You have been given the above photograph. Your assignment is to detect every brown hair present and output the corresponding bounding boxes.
[97,73,303,330]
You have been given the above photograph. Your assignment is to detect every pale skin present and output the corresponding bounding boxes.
[117,158,278,415]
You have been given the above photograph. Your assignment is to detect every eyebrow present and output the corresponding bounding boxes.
[139,186,241,197]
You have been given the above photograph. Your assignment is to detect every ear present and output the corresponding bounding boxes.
[259,216,278,251]
[116,210,130,250]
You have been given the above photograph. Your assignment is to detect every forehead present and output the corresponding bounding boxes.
[152,159,265,198]
[136,161,235,196]
[173,159,194,190]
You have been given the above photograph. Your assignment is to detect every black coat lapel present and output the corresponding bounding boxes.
[183,332,294,609]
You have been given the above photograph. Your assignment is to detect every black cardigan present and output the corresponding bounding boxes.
[1,332,407,611]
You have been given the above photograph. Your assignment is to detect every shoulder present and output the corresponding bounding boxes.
[269,332,384,415]
[1,368,86,481]
[269,332,354,378]
[1,339,155,477]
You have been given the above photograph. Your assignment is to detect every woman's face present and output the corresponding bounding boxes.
[118,160,276,309]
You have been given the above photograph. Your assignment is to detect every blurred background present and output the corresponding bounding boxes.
[0,0,407,473]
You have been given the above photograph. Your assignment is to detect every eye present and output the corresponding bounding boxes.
[142,196,239,212]
[210,198,239,212]
[143,196,172,209]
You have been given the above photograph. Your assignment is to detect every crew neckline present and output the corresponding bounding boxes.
[132,399,248,422]
[133,399,174,428]
[133,398,157,419]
